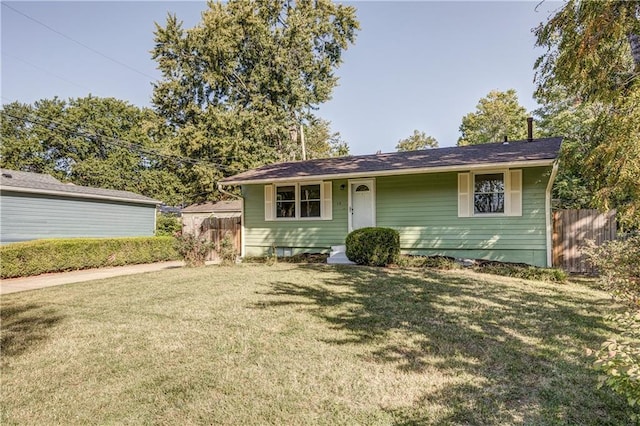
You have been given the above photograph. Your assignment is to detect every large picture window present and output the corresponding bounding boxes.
[474,173,505,214]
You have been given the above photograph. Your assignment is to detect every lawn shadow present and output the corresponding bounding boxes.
[1,302,63,358]
[254,264,631,424]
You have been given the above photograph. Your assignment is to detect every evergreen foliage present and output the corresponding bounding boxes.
[345,227,400,267]
[0,237,178,278]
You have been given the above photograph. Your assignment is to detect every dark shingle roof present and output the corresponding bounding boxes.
[220,137,562,185]
[1,169,159,205]
[181,200,242,213]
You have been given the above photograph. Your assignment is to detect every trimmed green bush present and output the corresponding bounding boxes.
[346,227,400,267]
[0,237,179,278]
[155,213,182,236]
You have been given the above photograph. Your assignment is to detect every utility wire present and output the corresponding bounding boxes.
[0,110,237,171]
[2,2,157,80]
[1,51,94,92]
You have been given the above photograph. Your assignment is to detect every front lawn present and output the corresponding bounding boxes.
[1,264,633,424]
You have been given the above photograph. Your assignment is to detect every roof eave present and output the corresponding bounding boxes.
[219,158,557,186]
[1,185,161,205]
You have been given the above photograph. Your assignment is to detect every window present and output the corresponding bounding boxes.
[266,182,331,221]
[474,173,504,214]
[276,185,296,218]
[300,184,321,218]
[457,170,522,217]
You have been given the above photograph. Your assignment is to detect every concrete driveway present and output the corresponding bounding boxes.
[1,261,186,294]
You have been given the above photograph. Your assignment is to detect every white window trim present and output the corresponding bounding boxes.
[471,169,509,217]
[270,181,328,221]
[458,169,522,218]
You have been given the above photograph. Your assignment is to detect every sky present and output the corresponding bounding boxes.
[1,1,561,155]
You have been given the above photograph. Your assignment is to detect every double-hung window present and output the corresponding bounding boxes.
[276,185,297,218]
[300,184,321,218]
[458,169,522,217]
[266,182,331,221]
[473,173,505,214]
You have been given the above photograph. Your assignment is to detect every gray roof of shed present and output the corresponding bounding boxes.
[181,200,242,213]
[0,169,160,205]
[220,137,562,185]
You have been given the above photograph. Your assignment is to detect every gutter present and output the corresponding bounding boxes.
[545,161,560,268]
[217,183,245,258]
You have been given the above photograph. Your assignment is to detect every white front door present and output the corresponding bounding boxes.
[349,179,375,231]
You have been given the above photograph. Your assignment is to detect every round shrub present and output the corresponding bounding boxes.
[345,227,400,267]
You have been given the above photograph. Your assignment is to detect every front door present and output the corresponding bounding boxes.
[349,179,375,232]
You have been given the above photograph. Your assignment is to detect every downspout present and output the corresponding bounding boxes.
[217,183,245,258]
[545,161,559,268]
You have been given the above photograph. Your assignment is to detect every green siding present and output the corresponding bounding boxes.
[376,167,550,266]
[242,167,552,266]
[0,191,157,244]
[243,181,349,257]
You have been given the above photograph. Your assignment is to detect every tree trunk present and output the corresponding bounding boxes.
[629,32,640,70]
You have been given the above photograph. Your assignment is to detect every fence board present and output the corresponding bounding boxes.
[204,217,241,261]
[552,209,616,273]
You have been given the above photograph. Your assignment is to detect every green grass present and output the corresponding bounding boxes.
[1,264,634,424]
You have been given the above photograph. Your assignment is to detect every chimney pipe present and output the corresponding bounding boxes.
[527,117,533,142]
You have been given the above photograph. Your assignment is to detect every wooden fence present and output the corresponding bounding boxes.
[552,209,616,273]
[196,217,241,262]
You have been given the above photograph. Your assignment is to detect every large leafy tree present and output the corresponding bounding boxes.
[534,0,640,228]
[151,0,359,200]
[302,118,349,159]
[457,89,530,146]
[0,96,185,205]
[395,130,438,152]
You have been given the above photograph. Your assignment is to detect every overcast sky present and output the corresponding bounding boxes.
[1,1,561,155]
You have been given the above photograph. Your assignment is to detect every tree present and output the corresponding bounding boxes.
[534,0,640,228]
[0,96,185,205]
[302,118,350,159]
[395,130,438,152]
[457,89,530,146]
[151,0,359,199]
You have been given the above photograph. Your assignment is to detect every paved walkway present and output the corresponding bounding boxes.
[0,261,186,295]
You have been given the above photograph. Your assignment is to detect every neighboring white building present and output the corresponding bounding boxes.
[181,200,242,235]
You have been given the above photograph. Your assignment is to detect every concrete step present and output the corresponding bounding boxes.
[327,251,355,265]
[330,244,346,253]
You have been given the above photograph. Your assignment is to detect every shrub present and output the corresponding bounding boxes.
[590,312,640,419]
[218,232,237,265]
[474,261,567,283]
[583,236,640,306]
[156,213,182,236]
[0,237,178,278]
[395,255,460,270]
[583,236,640,416]
[345,227,400,267]
[174,232,214,267]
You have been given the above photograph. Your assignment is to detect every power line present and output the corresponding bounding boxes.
[2,2,157,81]
[0,110,237,172]
[1,51,94,92]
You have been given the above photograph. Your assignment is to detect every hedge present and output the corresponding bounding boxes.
[1,237,179,279]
